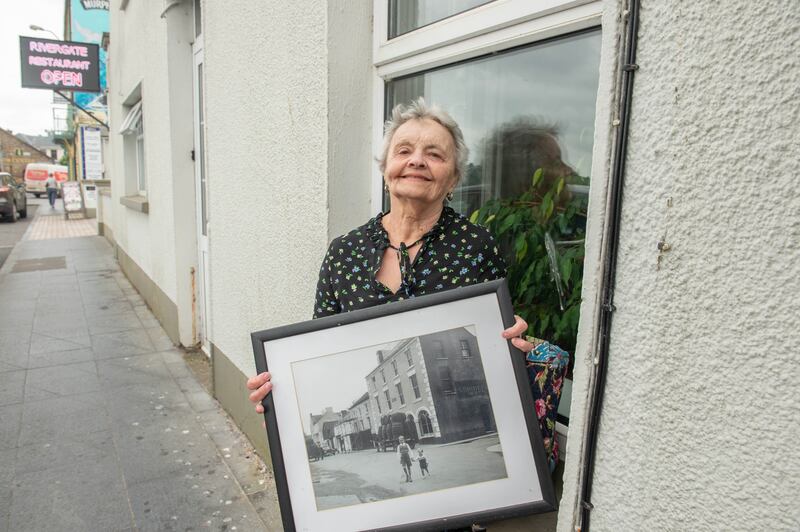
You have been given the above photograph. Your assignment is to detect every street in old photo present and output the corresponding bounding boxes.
[309,434,505,510]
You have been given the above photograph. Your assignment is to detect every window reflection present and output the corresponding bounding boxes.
[389,0,493,38]
[385,29,601,217]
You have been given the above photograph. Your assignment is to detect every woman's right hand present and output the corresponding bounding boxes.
[246,372,272,414]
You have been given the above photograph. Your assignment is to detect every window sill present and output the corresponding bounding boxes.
[120,195,149,214]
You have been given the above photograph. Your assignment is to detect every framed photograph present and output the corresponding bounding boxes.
[251,279,556,532]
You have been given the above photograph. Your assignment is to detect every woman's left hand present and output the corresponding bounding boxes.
[502,314,535,353]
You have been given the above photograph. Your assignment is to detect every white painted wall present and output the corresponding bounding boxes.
[203,1,373,372]
[561,1,800,529]
[108,0,198,346]
[108,0,179,301]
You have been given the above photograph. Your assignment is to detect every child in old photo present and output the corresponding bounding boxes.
[397,436,413,483]
[417,448,429,477]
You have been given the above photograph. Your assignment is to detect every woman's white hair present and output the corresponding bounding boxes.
[378,98,469,182]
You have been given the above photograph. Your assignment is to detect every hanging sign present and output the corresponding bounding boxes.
[19,36,100,92]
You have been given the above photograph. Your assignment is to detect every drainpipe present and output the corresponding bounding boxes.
[577,0,640,530]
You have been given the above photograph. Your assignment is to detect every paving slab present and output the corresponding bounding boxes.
[0,229,280,531]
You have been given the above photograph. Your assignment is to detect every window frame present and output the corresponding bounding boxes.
[135,118,146,196]
[370,0,602,212]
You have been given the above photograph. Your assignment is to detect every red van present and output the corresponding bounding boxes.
[24,163,68,197]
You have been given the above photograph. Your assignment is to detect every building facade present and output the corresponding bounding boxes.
[333,393,373,453]
[0,128,54,182]
[103,1,800,530]
[366,328,494,445]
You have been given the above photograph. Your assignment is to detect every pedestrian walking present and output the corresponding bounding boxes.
[45,174,58,208]
[397,436,413,483]
[417,448,429,477]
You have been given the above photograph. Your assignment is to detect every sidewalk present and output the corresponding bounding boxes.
[0,212,281,531]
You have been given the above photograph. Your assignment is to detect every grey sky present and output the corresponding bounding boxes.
[1,0,64,135]
[292,339,399,433]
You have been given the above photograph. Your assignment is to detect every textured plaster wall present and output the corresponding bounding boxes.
[578,2,800,529]
[326,2,374,241]
[203,1,331,373]
[108,0,178,301]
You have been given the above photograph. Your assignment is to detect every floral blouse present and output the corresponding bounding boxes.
[312,206,567,471]
[313,206,506,317]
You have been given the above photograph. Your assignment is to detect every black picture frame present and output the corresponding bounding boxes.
[251,279,557,532]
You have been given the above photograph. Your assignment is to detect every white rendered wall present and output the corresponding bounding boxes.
[108,0,179,302]
[562,1,800,530]
[203,1,373,375]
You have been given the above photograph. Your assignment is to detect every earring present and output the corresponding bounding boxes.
[446,191,454,202]
[384,183,389,192]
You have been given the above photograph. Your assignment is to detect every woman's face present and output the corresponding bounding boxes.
[384,118,458,207]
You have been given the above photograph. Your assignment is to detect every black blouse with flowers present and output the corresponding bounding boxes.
[313,206,506,318]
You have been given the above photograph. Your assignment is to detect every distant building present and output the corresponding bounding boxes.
[333,392,373,452]
[308,407,341,451]
[365,327,496,445]
[14,133,65,163]
[0,128,54,182]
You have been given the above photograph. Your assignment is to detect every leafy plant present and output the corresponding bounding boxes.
[471,168,587,353]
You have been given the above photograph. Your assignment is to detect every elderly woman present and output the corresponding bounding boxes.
[247,98,568,473]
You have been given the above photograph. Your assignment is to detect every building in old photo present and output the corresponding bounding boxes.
[366,327,496,445]
[333,393,374,453]
[308,406,342,451]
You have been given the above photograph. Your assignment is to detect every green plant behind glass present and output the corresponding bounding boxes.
[470,168,587,353]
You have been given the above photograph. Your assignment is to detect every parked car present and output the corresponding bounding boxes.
[23,163,68,198]
[305,435,324,462]
[0,173,28,222]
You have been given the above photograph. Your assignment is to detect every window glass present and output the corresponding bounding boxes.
[135,119,146,194]
[388,0,493,38]
[410,374,421,399]
[396,383,405,405]
[194,0,202,38]
[385,29,601,217]
[460,339,471,358]
[375,395,382,414]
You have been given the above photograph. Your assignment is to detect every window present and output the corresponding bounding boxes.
[120,99,146,195]
[396,383,405,405]
[388,0,492,38]
[405,349,413,367]
[410,374,421,399]
[432,340,445,359]
[384,390,392,410]
[380,369,386,384]
[391,359,398,376]
[439,365,454,393]
[418,410,433,435]
[460,339,471,358]
[193,0,202,38]
[374,395,382,414]
[371,375,377,389]
[374,2,602,215]
[384,29,601,216]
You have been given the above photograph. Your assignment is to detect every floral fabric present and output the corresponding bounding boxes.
[525,337,570,473]
[313,206,506,317]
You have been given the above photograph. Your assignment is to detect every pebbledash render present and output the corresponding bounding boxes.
[104,1,800,530]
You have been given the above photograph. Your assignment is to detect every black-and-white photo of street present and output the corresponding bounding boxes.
[291,326,508,510]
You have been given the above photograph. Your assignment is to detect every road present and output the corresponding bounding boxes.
[309,434,507,510]
[0,195,43,269]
